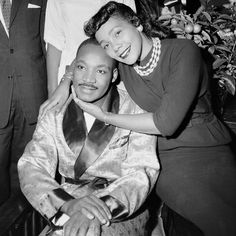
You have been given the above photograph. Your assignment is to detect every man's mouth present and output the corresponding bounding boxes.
[78,83,97,90]
[119,46,131,59]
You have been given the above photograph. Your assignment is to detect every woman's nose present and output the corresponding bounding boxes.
[112,41,121,52]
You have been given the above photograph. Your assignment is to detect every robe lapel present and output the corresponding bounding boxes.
[74,87,120,180]
[9,0,23,28]
[63,100,87,157]
[0,22,8,43]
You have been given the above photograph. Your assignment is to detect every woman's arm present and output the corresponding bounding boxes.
[105,112,161,135]
[71,87,161,135]
[39,73,72,119]
[46,43,62,97]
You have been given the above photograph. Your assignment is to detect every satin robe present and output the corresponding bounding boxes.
[18,88,159,226]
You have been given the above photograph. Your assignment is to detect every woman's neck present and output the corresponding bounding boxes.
[140,35,153,61]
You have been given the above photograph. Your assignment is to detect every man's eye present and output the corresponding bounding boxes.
[77,65,84,70]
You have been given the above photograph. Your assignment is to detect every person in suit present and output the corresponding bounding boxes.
[18,38,160,236]
[0,0,48,205]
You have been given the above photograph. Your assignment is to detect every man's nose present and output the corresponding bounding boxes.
[83,71,96,83]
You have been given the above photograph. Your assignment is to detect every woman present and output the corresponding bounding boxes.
[40,2,236,235]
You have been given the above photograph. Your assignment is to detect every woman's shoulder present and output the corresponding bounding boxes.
[160,38,201,58]
[161,38,199,51]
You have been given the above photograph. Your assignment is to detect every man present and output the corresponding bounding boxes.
[18,38,160,236]
[0,0,48,204]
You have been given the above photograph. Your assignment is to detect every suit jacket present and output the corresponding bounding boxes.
[0,0,48,128]
[18,88,159,222]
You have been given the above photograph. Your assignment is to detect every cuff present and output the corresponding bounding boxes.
[100,195,129,222]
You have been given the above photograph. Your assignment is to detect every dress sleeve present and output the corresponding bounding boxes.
[96,107,159,221]
[18,114,73,220]
[44,0,65,51]
[153,40,203,136]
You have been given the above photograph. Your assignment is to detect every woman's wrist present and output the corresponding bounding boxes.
[104,112,111,125]
[60,75,72,84]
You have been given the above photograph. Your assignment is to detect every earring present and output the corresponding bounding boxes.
[137,25,143,32]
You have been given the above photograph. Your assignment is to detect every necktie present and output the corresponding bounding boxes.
[1,0,11,31]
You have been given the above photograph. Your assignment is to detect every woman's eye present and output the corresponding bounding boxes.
[97,70,106,74]
[115,30,121,37]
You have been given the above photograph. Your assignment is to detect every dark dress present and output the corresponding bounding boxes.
[119,38,236,236]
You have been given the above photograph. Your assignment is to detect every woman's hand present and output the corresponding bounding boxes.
[38,72,73,119]
[71,86,107,122]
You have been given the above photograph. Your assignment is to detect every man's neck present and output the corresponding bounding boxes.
[94,87,113,112]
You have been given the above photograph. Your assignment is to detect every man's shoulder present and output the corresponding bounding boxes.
[117,88,144,114]
[37,108,61,132]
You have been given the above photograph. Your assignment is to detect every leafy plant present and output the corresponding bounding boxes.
[158,1,236,111]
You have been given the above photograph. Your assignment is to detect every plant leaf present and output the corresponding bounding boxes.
[208,46,215,54]
[213,58,227,69]
[158,14,172,20]
[202,11,211,22]
[170,24,185,30]
[215,45,232,53]
[201,30,212,42]
[218,14,233,21]
[221,74,236,95]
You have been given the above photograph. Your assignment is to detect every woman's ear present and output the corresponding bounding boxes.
[112,68,118,83]
[137,24,143,32]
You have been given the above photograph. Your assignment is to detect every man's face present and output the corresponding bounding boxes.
[73,44,117,105]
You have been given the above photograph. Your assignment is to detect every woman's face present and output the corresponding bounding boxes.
[95,16,143,65]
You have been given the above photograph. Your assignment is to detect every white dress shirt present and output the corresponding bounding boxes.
[0,0,12,36]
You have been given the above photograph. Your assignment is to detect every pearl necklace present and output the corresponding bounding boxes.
[133,37,161,76]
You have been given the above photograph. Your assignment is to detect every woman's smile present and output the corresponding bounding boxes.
[119,45,131,59]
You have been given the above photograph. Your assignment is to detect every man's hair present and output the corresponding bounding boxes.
[84,1,169,39]
[76,37,118,68]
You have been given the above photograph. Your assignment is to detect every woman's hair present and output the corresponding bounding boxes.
[84,1,170,39]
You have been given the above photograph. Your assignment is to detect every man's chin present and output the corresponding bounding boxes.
[76,95,97,104]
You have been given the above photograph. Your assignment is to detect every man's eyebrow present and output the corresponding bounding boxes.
[97,64,111,70]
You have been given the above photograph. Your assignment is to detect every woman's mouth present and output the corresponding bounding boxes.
[119,46,131,59]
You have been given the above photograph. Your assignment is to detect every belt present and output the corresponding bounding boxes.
[65,177,111,190]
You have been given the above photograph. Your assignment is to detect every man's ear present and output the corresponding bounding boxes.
[112,68,118,83]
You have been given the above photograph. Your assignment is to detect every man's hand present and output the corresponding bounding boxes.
[63,212,101,236]
[61,195,112,226]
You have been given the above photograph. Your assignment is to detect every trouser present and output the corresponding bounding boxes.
[0,81,36,205]
[156,145,236,236]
